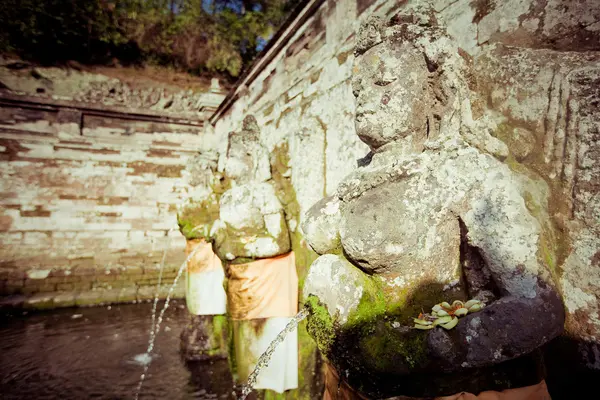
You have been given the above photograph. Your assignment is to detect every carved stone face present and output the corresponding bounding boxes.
[352,40,431,151]
[224,115,271,184]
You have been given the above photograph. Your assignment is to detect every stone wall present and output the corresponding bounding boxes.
[210,0,405,217]
[206,0,600,397]
[0,57,225,119]
[0,84,224,308]
[211,0,600,218]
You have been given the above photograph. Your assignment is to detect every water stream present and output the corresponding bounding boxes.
[239,307,310,400]
[134,242,202,400]
[149,229,174,340]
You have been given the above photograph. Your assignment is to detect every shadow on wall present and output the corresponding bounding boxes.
[544,336,600,400]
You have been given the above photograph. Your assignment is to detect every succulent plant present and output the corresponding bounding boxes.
[413,299,484,331]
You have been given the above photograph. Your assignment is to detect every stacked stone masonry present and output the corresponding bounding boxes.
[0,71,225,308]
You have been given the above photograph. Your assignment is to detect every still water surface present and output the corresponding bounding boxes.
[0,301,234,400]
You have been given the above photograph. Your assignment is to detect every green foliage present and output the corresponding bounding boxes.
[0,0,299,78]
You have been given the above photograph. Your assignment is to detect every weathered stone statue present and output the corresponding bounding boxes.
[212,115,300,393]
[302,8,566,398]
[212,115,291,264]
[178,149,228,361]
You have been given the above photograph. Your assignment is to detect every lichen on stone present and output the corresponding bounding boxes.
[177,194,220,240]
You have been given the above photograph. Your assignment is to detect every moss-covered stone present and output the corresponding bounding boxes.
[180,314,229,361]
[503,152,570,283]
[359,320,428,372]
[291,231,318,297]
[305,273,462,389]
[177,194,220,240]
[305,295,335,355]
[213,220,290,264]
[269,142,318,289]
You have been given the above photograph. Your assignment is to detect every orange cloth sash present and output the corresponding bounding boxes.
[227,252,298,320]
[186,239,221,273]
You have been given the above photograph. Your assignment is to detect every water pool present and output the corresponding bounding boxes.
[0,301,234,400]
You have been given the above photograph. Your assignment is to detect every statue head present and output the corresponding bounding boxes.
[352,9,453,152]
[224,115,271,184]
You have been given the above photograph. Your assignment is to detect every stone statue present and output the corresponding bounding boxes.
[212,115,291,264]
[178,149,228,361]
[210,115,299,393]
[302,7,565,398]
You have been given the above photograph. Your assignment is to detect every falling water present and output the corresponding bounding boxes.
[239,307,310,400]
[134,242,202,400]
[149,229,173,340]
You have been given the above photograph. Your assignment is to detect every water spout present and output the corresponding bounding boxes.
[239,307,310,400]
[134,241,202,400]
[150,229,173,338]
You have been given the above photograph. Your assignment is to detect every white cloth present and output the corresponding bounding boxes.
[186,267,227,315]
[233,317,299,393]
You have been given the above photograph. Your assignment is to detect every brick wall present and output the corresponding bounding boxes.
[0,94,222,309]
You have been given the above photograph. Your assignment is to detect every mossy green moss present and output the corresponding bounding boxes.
[260,390,289,400]
[270,143,300,216]
[345,278,445,373]
[306,275,460,378]
[495,123,571,282]
[212,220,291,264]
[305,295,336,355]
[360,321,428,372]
[344,275,387,328]
[210,173,232,196]
[211,315,228,352]
[177,195,220,240]
[226,316,237,378]
[292,230,318,296]
[269,143,318,292]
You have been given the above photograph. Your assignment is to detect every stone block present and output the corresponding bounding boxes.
[75,290,104,307]
[123,273,144,282]
[91,281,114,290]
[136,285,158,301]
[53,292,76,308]
[124,265,143,276]
[118,287,138,303]
[69,257,96,269]
[100,288,121,304]
[56,282,74,291]
[44,276,70,284]
[24,293,54,310]
[49,269,75,278]
[105,280,137,289]
[72,281,93,291]
[72,265,97,276]
[23,280,56,293]
[7,270,26,280]
[95,274,117,283]
[4,278,24,288]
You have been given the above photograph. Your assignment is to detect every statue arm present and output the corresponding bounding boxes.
[213,182,291,262]
[429,184,564,369]
[301,195,342,255]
